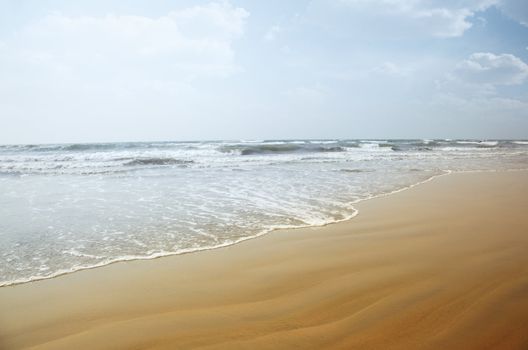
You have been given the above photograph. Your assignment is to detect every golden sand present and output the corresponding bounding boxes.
[1,171,528,349]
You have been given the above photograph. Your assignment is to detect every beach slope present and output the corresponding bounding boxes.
[1,171,528,349]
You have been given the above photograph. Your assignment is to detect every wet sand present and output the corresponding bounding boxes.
[1,170,528,349]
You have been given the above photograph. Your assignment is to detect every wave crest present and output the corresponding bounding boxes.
[123,158,194,166]
[219,144,346,155]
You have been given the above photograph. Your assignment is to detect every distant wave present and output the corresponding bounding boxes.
[338,168,372,173]
[338,142,360,148]
[0,156,195,175]
[61,143,129,151]
[0,142,201,153]
[123,158,194,166]
[363,139,518,151]
[0,171,24,177]
[1,140,527,155]
[219,144,346,155]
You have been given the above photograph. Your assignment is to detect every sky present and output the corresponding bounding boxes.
[0,0,527,143]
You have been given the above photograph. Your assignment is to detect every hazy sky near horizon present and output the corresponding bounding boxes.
[1,0,528,143]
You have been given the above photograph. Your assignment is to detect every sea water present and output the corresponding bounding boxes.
[1,139,527,286]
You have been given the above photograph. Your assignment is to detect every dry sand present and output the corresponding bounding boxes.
[1,170,528,350]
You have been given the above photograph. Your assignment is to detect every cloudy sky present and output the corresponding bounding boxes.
[1,0,527,143]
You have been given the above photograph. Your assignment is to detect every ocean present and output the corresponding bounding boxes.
[1,139,527,286]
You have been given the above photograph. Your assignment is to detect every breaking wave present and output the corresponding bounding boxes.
[219,144,346,155]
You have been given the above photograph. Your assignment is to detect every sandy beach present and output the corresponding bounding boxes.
[1,170,528,350]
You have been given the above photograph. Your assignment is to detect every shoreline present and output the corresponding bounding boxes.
[1,170,528,349]
[2,167,527,288]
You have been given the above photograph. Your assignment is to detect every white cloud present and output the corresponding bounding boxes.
[1,1,249,81]
[0,1,251,144]
[264,25,281,42]
[453,52,528,85]
[307,0,498,38]
[429,52,528,129]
